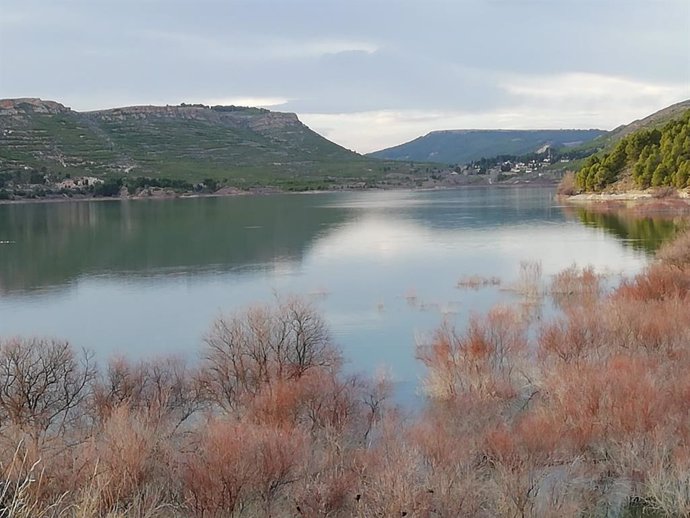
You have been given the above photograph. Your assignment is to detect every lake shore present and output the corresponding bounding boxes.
[559,189,690,214]
[0,178,559,205]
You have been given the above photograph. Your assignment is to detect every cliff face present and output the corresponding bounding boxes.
[0,99,360,181]
[0,98,71,116]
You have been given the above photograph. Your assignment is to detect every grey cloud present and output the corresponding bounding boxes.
[0,0,687,142]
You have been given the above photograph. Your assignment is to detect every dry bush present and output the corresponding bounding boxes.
[181,418,307,517]
[0,338,94,438]
[515,260,544,300]
[615,263,690,301]
[291,443,362,518]
[538,304,609,364]
[417,306,528,401]
[556,171,578,196]
[538,356,683,455]
[248,369,388,442]
[606,297,690,356]
[352,421,434,518]
[549,265,603,309]
[75,405,176,515]
[90,356,200,429]
[645,452,690,516]
[199,297,342,412]
[0,440,65,518]
[409,408,490,516]
[656,228,690,269]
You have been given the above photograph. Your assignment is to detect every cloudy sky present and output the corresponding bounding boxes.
[1,0,688,153]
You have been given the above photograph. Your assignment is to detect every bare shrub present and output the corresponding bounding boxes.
[538,304,609,364]
[248,369,388,442]
[181,418,307,517]
[200,297,342,412]
[606,297,690,356]
[90,356,199,429]
[0,338,94,438]
[76,404,175,514]
[556,171,578,196]
[645,454,690,516]
[549,264,603,309]
[514,260,543,300]
[353,421,434,518]
[656,228,690,269]
[615,263,690,301]
[417,306,528,401]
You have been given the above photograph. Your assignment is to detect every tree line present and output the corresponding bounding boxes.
[576,110,690,191]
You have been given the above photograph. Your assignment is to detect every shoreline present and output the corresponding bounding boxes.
[558,189,690,214]
[0,180,559,206]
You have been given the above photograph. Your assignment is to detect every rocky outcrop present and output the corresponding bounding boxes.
[0,98,70,117]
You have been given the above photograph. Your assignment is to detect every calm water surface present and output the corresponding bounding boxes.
[0,188,674,399]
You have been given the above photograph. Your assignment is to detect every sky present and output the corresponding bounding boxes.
[0,0,688,153]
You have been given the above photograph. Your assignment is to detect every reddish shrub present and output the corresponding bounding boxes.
[417,306,528,401]
[181,418,307,516]
[615,263,690,301]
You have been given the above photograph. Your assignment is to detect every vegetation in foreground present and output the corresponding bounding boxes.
[1,230,690,517]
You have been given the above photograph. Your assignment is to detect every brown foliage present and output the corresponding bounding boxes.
[656,228,690,269]
[556,171,578,196]
[181,418,307,517]
[417,305,528,401]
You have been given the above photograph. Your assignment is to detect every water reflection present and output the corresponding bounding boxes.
[0,196,352,292]
[0,188,684,391]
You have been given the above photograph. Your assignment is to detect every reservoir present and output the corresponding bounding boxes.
[0,187,674,398]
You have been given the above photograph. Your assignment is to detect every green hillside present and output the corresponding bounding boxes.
[0,98,427,192]
[575,108,690,191]
[368,129,605,165]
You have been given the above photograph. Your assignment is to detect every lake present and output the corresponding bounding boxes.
[0,187,677,400]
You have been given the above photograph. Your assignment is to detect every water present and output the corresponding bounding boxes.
[0,187,670,400]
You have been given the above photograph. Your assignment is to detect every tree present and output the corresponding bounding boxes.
[200,297,342,411]
[0,338,95,438]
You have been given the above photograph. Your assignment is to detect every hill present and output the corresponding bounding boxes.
[569,99,690,157]
[368,129,606,165]
[0,98,428,193]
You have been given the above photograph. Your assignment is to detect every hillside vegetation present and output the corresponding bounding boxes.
[576,109,690,192]
[0,98,430,193]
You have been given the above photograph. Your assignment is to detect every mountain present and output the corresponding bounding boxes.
[368,129,606,165]
[0,98,419,191]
